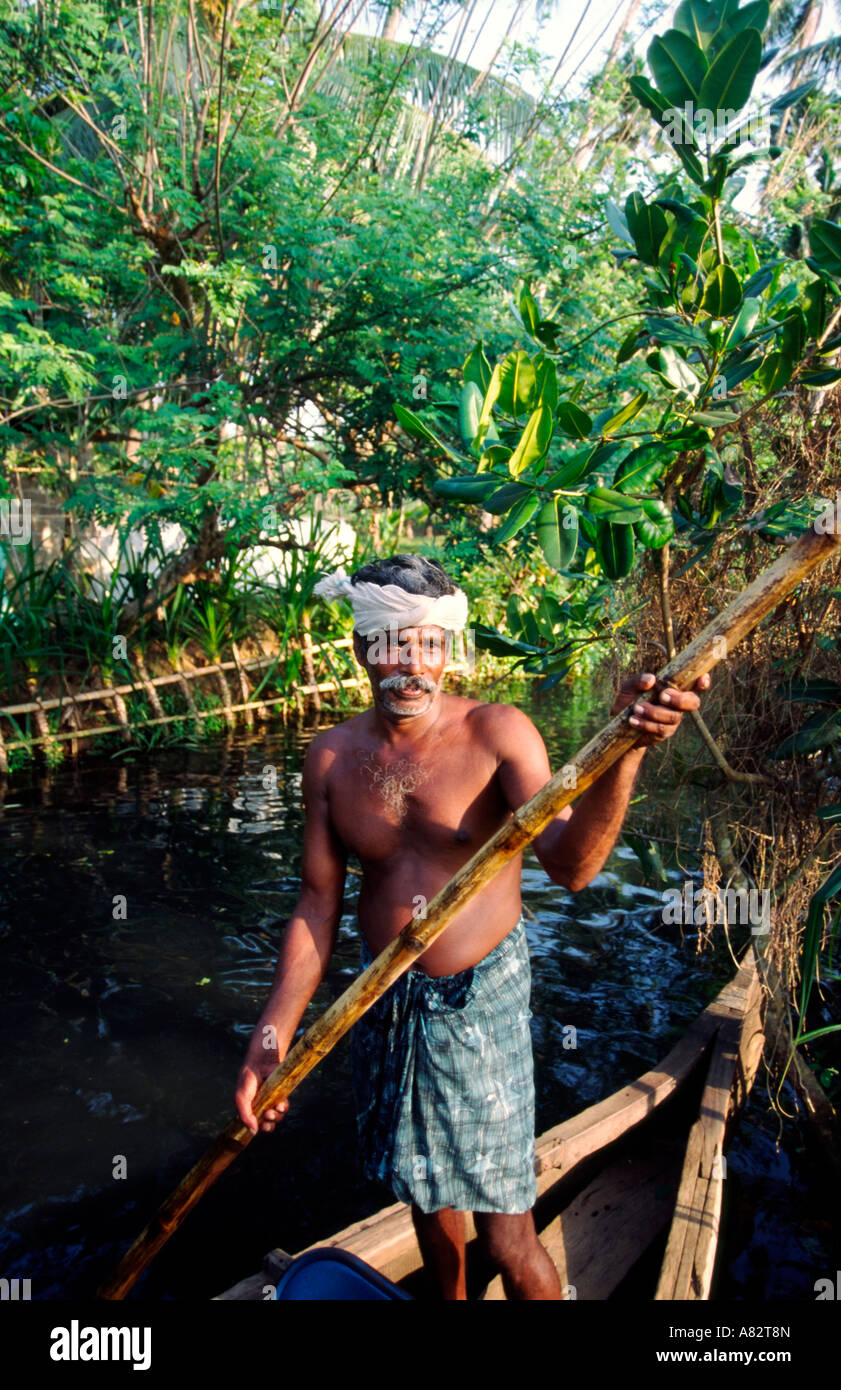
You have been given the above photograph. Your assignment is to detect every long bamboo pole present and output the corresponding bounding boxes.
[97,526,841,1299]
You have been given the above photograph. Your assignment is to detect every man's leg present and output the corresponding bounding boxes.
[473,1209,563,1300]
[411,1204,468,1300]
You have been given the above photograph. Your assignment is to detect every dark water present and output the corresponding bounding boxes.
[0,679,835,1300]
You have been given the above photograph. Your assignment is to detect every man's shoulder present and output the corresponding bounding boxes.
[304,714,367,767]
[463,698,541,748]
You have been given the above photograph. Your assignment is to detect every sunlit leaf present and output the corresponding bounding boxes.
[536,497,578,570]
[458,380,484,451]
[758,351,793,394]
[586,486,646,524]
[394,403,460,459]
[519,284,541,334]
[600,391,649,435]
[634,498,675,549]
[698,28,763,115]
[724,296,760,348]
[606,198,634,245]
[614,443,672,493]
[463,342,492,394]
[700,264,742,316]
[508,405,553,477]
[625,192,669,267]
[495,493,540,543]
[497,350,537,416]
[673,0,719,50]
[648,29,707,106]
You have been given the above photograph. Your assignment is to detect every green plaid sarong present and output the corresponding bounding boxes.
[350,917,537,1214]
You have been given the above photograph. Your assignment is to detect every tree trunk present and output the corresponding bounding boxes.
[382,3,401,42]
[118,511,225,635]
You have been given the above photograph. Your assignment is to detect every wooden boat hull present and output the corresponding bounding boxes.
[215,944,764,1301]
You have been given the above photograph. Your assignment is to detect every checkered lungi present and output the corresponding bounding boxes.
[350,916,537,1214]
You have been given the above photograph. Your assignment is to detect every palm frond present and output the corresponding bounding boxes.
[314,31,538,168]
[774,33,841,76]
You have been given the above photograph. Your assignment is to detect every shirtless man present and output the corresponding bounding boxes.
[235,553,709,1301]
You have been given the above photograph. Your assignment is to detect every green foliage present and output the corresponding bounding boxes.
[0,0,550,619]
[406,0,840,687]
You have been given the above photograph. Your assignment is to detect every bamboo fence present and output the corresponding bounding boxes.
[0,638,363,773]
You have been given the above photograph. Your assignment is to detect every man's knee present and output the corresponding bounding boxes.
[473,1210,538,1269]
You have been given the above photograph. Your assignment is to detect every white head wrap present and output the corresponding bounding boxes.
[313,567,468,636]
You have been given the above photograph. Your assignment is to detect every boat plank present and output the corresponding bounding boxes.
[656,950,761,1300]
[533,1016,717,1185]
[483,1151,682,1300]
[687,1167,723,1300]
[674,999,761,1298]
[652,1120,706,1300]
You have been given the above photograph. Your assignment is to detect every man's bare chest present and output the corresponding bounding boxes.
[329,742,503,861]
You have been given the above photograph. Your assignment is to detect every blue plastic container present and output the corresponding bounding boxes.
[273,1247,415,1301]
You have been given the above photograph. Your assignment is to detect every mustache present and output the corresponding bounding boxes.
[379,674,437,694]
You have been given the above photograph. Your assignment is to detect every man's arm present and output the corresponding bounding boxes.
[492,671,709,892]
[492,706,641,892]
[235,734,347,1134]
[534,744,647,892]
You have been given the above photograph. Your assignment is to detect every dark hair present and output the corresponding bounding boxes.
[351,553,456,597]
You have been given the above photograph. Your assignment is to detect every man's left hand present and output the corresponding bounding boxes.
[610,671,711,748]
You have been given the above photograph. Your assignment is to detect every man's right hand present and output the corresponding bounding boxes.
[235,1041,290,1135]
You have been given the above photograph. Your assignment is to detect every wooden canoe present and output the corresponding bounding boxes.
[215,942,765,1301]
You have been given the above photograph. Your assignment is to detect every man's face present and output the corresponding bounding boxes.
[355,625,449,720]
